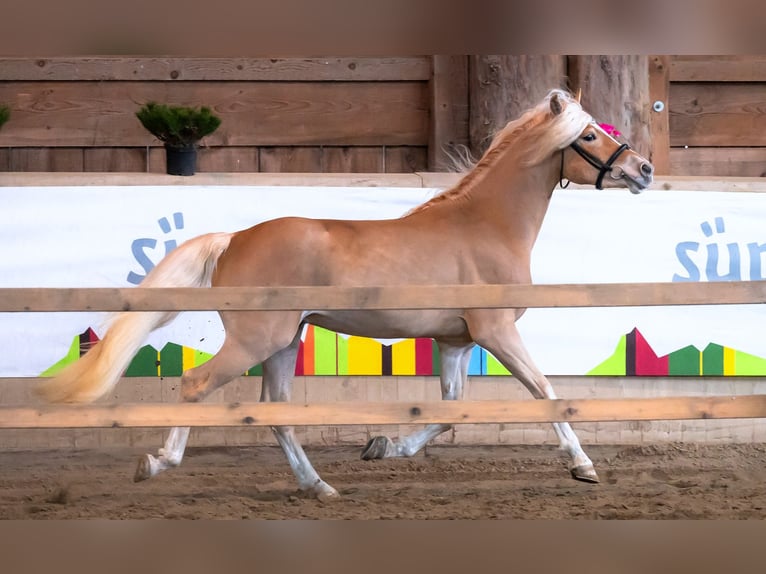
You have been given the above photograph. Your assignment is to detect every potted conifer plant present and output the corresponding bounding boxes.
[136,102,221,176]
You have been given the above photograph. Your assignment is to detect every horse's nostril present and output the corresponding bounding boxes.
[641,163,654,176]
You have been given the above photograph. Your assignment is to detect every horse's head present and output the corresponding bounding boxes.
[552,93,654,194]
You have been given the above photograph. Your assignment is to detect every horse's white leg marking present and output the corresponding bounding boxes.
[262,336,339,501]
[271,427,338,500]
[134,426,190,481]
[361,342,473,459]
[466,312,598,483]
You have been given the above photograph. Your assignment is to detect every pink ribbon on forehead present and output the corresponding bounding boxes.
[598,123,622,138]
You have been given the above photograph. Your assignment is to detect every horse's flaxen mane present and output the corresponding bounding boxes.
[405,89,592,216]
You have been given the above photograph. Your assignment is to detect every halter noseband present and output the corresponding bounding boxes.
[560,137,631,190]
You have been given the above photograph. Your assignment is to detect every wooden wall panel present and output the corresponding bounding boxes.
[2,56,765,178]
[153,149,265,173]
[147,148,166,173]
[321,147,383,173]
[83,148,147,172]
[0,81,429,148]
[0,57,433,174]
[8,148,83,171]
[385,147,428,173]
[196,147,260,172]
[259,147,323,172]
[67,145,429,174]
[669,83,766,147]
[667,57,766,178]
[670,147,766,177]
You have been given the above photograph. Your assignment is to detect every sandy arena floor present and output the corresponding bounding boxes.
[1,443,765,519]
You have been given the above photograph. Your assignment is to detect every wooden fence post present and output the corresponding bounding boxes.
[648,55,671,175]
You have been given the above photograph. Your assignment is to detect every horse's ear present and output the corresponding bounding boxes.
[550,93,563,116]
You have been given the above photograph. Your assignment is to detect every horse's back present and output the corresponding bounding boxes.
[213,215,457,288]
[213,216,344,286]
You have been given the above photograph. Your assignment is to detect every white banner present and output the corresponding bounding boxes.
[1,185,765,377]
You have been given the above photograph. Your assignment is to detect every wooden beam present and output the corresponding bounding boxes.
[3,281,766,313]
[648,55,671,175]
[0,171,429,188]
[428,55,469,171]
[670,56,766,82]
[3,396,766,428]
[0,57,432,82]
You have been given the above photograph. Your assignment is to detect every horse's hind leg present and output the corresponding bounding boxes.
[134,426,190,481]
[465,310,598,483]
[361,341,473,460]
[133,339,261,481]
[261,334,339,501]
[134,312,301,482]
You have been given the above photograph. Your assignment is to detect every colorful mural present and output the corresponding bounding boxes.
[588,328,766,376]
[43,326,766,378]
[42,326,513,378]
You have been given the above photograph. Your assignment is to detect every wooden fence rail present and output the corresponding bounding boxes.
[4,281,766,429]
[3,281,766,313]
[1,396,766,429]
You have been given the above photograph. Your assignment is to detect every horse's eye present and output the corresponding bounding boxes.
[583,133,596,142]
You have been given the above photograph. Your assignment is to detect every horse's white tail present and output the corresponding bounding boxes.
[37,232,233,403]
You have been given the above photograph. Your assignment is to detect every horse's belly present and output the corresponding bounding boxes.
[305,310,469,340]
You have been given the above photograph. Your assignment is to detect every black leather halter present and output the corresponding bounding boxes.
[562,140,631,190]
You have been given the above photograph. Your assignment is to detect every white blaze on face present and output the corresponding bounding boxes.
[591,122,636,190]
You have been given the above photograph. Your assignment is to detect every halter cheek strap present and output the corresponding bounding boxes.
[567,141,630,190]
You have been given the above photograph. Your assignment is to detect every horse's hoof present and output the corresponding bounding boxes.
[134,454,157,482]
[361,436,392,460]
[316,484,341,502]
[570,464,600,483]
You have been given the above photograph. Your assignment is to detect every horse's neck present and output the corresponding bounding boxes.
[463,150,560,250]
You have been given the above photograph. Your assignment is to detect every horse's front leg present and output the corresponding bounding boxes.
[361,341,474,459]
[465,310,598,483]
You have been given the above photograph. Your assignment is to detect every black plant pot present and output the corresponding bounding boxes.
[165,144,197,176]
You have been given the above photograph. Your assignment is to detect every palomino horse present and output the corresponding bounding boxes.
[40,89,654,500]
